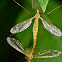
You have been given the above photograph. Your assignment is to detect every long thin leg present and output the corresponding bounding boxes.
[32,0,36,13]
[32,0,34,9]
[40,5,62,14]
[13,0,30,14]
[47,5,62,14]
[33,47,38,54]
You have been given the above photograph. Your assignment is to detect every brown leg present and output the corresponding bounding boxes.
[32,0,36,13]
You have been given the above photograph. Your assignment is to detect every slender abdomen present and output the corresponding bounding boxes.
[33,18,38,41]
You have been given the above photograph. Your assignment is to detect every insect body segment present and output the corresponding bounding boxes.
[33,16,39,44]
[33,9,40,50]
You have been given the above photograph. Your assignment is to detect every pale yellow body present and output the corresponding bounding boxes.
[33,9,40,49]
[33,18,38,41]
[28,9,40,62]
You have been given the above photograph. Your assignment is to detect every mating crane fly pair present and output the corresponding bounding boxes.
[7,0,62,62]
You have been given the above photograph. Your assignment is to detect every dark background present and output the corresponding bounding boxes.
[0,0,62,62]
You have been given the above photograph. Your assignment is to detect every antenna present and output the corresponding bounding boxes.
[47,5,62,14]
[13,0,30,14]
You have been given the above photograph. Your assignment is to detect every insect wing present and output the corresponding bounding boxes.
[40,17,62,37]
[10,17,34,34]
[7,37,26,55]
[34,50,61,58]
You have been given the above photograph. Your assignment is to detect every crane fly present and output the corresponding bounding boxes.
[10,8,62,37]
[10,0,62,37]
[7,37,61,62]
[10,0,62,50]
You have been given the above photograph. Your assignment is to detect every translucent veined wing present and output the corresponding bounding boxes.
[7,37,26,56]
[10,17,34,34]
[40,17,62,37]
[34,50,61,58]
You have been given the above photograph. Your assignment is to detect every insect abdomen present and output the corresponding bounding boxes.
[33,18,38,41]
